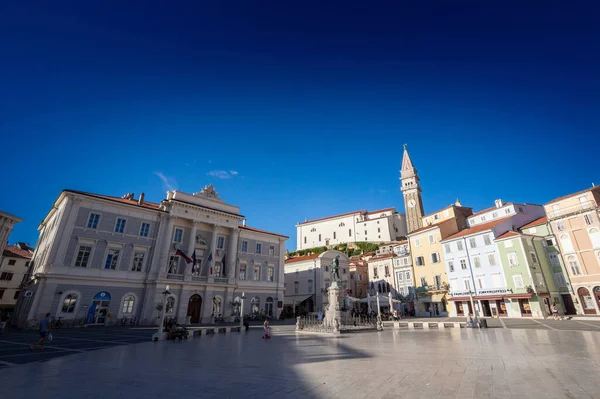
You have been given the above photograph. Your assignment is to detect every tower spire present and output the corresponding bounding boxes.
[400,144,424,233]
[401,144,415,173]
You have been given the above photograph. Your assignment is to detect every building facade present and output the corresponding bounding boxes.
[545,185,600,314]
[348,255,368,299]
[283,250,351,315]
[1,243,33,314]
[400,145,425,234]
[0,210,22,258]
[296,208,407,251]
[13,185,287,328]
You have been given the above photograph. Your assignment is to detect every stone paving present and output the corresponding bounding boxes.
[1,325,600,398]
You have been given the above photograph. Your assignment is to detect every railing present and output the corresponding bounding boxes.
[192,276,208,282]
[166,274,184,281]
[547,200,597,220]
[214,277,228,284]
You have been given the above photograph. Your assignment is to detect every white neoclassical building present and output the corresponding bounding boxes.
[13,185,287,328]
[296,208,408,251]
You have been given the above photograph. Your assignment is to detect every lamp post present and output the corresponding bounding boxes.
[468,290,479,328]
[376,292,383,330]
[240,292,246,328]
[157,285,171,338]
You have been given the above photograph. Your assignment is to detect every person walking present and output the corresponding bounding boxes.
[262,317,270,339]
[30,313,52,351]
[551,303,560,320]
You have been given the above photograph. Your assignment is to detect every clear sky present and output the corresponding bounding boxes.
[1,1,599,251]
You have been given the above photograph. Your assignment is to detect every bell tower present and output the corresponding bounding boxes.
[400,144,424,233]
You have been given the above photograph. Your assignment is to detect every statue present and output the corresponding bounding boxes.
[331,255,341,281]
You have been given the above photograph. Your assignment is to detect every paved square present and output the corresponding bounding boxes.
[1,325,600,398]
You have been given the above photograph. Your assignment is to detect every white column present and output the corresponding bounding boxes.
[209,224,218,278]
[227,228,239,283]
[277,238,286,318]
[186,221,197,275]
[158,216,175,277]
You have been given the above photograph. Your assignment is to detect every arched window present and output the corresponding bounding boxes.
[560,234,574,253]
[212,297,222,315]
[339,222,345,227]
[251,297,260,314]
[165,297,175,313]
[378,283,382,293]
[122,295,135,314]
[265,297,274,316]
[61,293,78,313]
[567,256,582,276]
[589,228,600,248]
[233,297,241,316]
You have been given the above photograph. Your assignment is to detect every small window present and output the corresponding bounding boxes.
[584,214,594,225]
[61,293,78,313]
[492,212,498,218]
[473,256,481,268]
[483,235,491,246]
[431,252,440,263]
[294,281,299,294]
[241,241,248,252]
[428,235,435,244]
[253,265,261,280]
[420,277,428,287]
[415,239,421,248]
[318,234,321,242]
[13,290,20,299]
[122,295,135,314]
[530,252,539,264]
[508,252,518,267]
[268,267,274,281]
[349,229,352,237]
[513,275,525,289]
[173,228,183,243]
[505,240,514,248]
[444,243,451,253]
[87,213,100,229]
[556,221,565,231]
[457,241,464,251]
[487,253,497,266]
[256,243,262,254]
[505,208,511,215]
[308,279,313,292]
[269,245,275,256]
[460,259,467,270]
[8,259,16,266]
[239,264,246,280]
[416,256,425,266]
[217,236,225,249]
[131,252,145,272]
[140,223,150,237]
[105,248,120,270]
[469,238,477,248]
[333,231,337,239]
[74,245,92,267]
[448,261,455,272]
[115,218,126,233]
[304,237,307,244]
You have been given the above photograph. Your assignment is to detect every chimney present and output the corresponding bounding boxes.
[138,193,145,206]
[495,199,503,208]
[242,219,246,227]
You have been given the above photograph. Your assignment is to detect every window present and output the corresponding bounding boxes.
[504,240,513,248]
[241,241,248,252]
[398,272,404,281]
[253,265,261,280]
[333,232,337,239]
[457,241,464,251]
[384,265,390,276]
[343,268,346,274]
[448,261,455,272]
[373,267,379,278]
[483,235,491,246]
[405,271,411,280]
[319,234,321,242]
[530,252,539,264]
[213,262,222,277]
[589,228,600,248]
[513,275,525,289]
[545,238,554,247]
[567,256,582,276]
[364,230,367,236]
[74,245,92,267]
[217,236,225,249]
[487,253,497,266]
[105,248,120,270]
[529,227,537,234]
[359,274,363,281]
[25,261,30,268]
[549,253,559,266]
[13,290,20,299]
[505,208,511,215]
[431,252,440,263]
[476,276,485,289]
[560,234,574,253]
[518,207,524,213]
[553,273,567,287]
[507,252,518,267]
[294,281,299,294]
[140,223,150,237]
[131,252,145,272]
[165,297,175,313]
[87,213,100,229]
[256,243,262,254]
[415,256,425,266]
[420,277,427,287]
[584,214,594,225]
[579,196,588,209]
[473,256,481,268]
[168,256,179,274]
[556,221,565,231]
[444,243,451,253]
[339,222,345,227]
[61,294,78,313]
[434,275,442,288]
[310,228,316,232]
[115,218,126,233]
[428,235,435,244]
[268,267,274,281]
[239,264,246,280]
[463,279,471,291]
[349,229,352,237]
[308,279,313,293]
[269,245,275,256]
[378,228,381,233]
[251,297,260,314]
[469,238,477,248]
[492,212,498,218]
[415,239,420,247]
[122,295,135,314]
[460,259,467,270]
[173,228,183,243]
[7,259,16,266]
[0,290,4,299]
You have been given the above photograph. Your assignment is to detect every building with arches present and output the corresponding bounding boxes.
[12,185,287,327]
[545,185,600,315]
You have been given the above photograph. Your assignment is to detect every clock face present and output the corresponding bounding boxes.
[408,199,416,208]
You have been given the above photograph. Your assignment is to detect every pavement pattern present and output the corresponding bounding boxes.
[1,324,600,398]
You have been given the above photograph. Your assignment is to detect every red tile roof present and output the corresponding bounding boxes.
[519,217,548,230]
[238,225,288,238]
[470,206,500,217]
[285,253,320,264]
[66,190,162,211]
[444,216,513,240]
[546,185,600,205]
[3,245,33,259]
[495,231,521,240]
[298,210,366,225]
[368,253,395,261]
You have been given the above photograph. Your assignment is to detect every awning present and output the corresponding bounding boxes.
[504,293,532,299]
[448,296,471,302]
[474,296,504,301]
[420,294,444,302]
[284,294,313,305]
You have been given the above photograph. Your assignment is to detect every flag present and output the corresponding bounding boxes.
[175,248,193,264]
[221,253,226,277]
[208,252,213,275]
[191,250,197,266]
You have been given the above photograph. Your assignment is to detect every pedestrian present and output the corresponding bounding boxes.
[262,317,270,339]
[30,313,52,351]
[551,303,560,320]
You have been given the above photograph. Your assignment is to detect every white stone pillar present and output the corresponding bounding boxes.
[186,221,197,276]
[227,228,239,283]
[157,216,175,278]
[277,238,286,318]
[209,224,218,277]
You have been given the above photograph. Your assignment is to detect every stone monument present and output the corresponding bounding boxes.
[324,255,343,334]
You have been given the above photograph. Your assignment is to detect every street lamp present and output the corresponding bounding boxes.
[157,285,171,338]
[240,292,246,328]
[468,290,479,328]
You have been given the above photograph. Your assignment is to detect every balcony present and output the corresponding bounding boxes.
[547,200,598,220]
[416,284,448,294]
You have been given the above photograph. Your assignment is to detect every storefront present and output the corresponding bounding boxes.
[474,296,506,317]
[505,293,533,317]
[577,287,596,314]
[448,296,473,317]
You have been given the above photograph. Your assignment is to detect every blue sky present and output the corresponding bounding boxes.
[1,1,599,251]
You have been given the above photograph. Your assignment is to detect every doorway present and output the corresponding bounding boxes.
[481,301,492,317]
[187,294,202,324]
[578,287,597,314]
[87,291,111,324]
[561,294,577,315]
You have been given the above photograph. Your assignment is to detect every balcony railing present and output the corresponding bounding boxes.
[166,274,184,281]
[192,275,208,282]
[547,200,598,220]
[214,277,228,284]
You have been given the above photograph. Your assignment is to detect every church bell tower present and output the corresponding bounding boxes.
[400,144,424,233]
